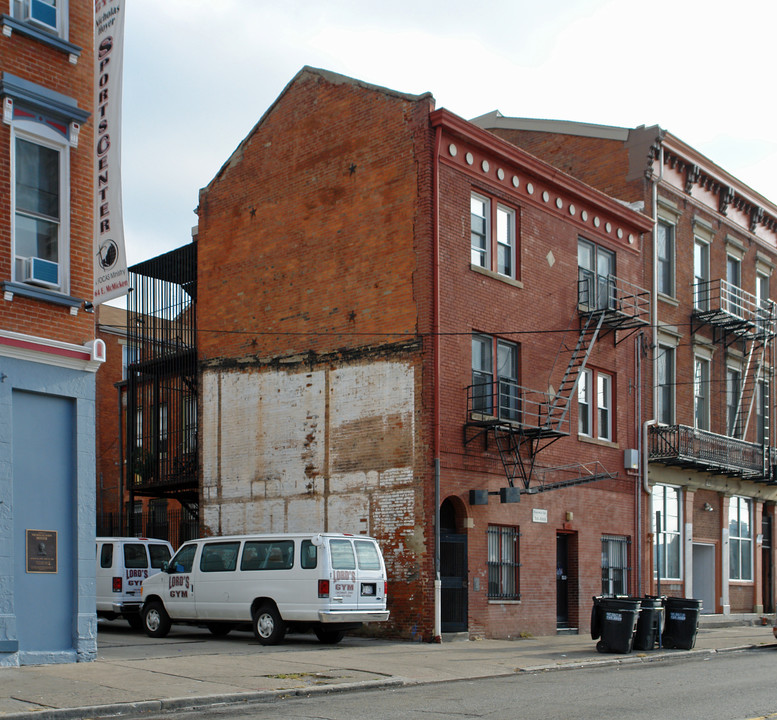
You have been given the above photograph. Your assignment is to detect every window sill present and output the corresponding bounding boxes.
[577,434,618,449]
[470,264,523,289]
[2,281,83,310]
[658,292,679,307]
[487,599,521,605]
[1,15,81,59]
[729,579,754,585]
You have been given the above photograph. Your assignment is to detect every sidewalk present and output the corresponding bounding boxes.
[0,619,773,720]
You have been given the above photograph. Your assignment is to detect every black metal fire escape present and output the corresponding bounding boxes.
[466,271,650,495]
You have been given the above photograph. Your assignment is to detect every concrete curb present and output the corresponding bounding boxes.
[1,643,773,720]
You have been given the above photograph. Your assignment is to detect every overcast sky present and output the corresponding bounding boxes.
[118,0,777,275]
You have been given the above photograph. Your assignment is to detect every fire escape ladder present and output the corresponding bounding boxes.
[733,336,766,438]
[492,427,528,488]
[544,310,605,433]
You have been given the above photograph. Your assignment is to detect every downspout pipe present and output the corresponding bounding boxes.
[432,123,443,642]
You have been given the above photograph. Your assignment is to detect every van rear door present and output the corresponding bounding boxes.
[328,538,359,611]
[353,538,386,611]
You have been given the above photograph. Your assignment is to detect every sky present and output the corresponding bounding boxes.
[118,0,777,276]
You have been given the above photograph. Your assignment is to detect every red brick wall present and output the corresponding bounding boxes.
[0,6,95,342]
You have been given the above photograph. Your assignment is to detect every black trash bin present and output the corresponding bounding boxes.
[591,596,641,653]
[661,597,701,650]
[632,596,664,651]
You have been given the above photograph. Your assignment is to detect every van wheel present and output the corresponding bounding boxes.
[252,603,286,645]
[126,614,144,632]
[314,627,345,644]
[143,601,171,638]
[207,623,233,637]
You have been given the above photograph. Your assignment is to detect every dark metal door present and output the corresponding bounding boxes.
[441,533,468,632]
[556,534,570,627]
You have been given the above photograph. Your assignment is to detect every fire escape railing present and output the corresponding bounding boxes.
[648,424,769,480]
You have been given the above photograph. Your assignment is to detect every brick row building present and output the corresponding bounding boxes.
[473,112,777,617]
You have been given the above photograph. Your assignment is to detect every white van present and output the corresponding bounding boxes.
[96,537,174,630]
[140,533,389,644]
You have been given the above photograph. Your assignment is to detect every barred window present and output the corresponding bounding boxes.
[601,535,629,596]
[487,525,520,600]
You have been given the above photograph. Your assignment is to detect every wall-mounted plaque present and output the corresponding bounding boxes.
[26,529,57,573]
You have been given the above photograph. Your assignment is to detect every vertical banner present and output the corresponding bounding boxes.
[93,0,129,304]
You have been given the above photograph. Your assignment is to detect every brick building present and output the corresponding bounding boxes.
[185,67,654,639]
[0,3,103,664]
[472,112,777,616]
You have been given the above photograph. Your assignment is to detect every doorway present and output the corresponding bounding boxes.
[692,543,716,614]
[440,498,468,632]
[556,533,571,629]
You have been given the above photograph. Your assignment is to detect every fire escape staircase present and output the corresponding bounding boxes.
[732,334,766,440]
[470,310,609,493]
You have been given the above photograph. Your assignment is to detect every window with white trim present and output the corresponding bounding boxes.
[471,334,519,422]
[726,365,742,438]
[12,120,69,293]
[11,0,67,38]
[653,485,681,580]
[693,355,710,431]
[656,344,675,425]
[726,254,743,318]
[657,220,675,297]
[470,192,517,280]
[601,535,629,596]
[578,367,613,441]
[183,395,197,454]
[693,238,709,310]
[729,496,752,581]
[756,380,769,445]
[487,525,519,600]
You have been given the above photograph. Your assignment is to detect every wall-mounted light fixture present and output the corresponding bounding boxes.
[703,502,714,512]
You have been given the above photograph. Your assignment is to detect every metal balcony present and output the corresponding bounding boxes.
[693,279,776,340]
[577,269,650,330]
[466,380,570,439]
[648,424,769,480]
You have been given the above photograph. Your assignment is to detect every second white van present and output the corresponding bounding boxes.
[140,533,389,644]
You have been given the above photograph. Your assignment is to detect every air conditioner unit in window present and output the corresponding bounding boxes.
[25,0,58,31]
[22,257,59,288]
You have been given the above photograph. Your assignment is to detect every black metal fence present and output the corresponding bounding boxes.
[96,507,198,549]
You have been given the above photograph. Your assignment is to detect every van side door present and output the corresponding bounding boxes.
[196,541,241,620]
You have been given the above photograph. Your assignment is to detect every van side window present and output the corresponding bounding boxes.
[301,540,317,569]
[100,543,113,568]
[200,542,240,572]
[354,540,381,570]
[149,544,172,569]
[240,540,294,570]
[124,543,149,569]
[169,544,196,573]
[330,539,356,570]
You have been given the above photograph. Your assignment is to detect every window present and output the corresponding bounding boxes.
[240,540,294,570]
[729,496,752,581]
[578,367,613,440]
[354,540,382,570]
[11,0,66,37]
[653,485,681,580]
[578,238,615,310]
[487,525,519,600]
[135,408,143,448]
[122,345,138,381]
[330,539,357,570]
[756,271,772,332]
[726,255,743,318]
[183,395,197,453]
[300,540,318,569]
[656,221,675,297]
[756,380,769,445]
[470,192,517,280]
[601,535,629,596]
[13,134,66,290]
[726,366,742,438]
[471,334,519,421]
[656,344,675,425]
[123,543,149,569]
[100,543,113,569]
[200,542,240,572]
[169,544,196,574]
[148,543,171,569]
[156,403,168,459]
[693,239,709,310]
[693,356,710,431]
[597,372,612,441]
